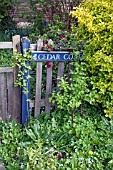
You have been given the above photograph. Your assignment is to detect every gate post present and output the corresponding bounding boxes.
[13,35,21,122]
[21,37,30,127]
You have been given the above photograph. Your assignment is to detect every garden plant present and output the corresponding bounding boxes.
[52,0,113,119]
[0,107,113,170]
[1,0,113,169]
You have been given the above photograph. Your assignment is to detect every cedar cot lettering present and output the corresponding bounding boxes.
[32,51,74,61]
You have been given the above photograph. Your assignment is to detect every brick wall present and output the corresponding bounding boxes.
[9,0,79,28]
[9,0,33,27]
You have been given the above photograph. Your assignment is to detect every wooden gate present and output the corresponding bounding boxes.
[0,35,21,122]
[21,37,74,126]
[0,37,73,125]
[34,61,65,117]
[33,59,73,117]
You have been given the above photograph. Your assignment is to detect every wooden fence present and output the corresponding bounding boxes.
[32,61,73,118]
[0,35,21,122]
[30,57,73,119]
[0,36,73,125]
[33,61,65,117]
[21,37,74,125]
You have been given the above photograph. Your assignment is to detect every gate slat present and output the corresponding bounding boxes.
[57,62,65,91]
[34,62,42,117]
[45,62,53,114]
[0,73,7,120]
[7,72,14,121]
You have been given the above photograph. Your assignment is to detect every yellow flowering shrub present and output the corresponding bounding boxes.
[70,0,113,118]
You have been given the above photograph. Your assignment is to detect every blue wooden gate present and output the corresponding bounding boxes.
[21,37,74,127]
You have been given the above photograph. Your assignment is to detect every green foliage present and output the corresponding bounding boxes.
[28,0,81,41]
[0,0,16,31]
[0,120,23,169]
[12,50,32,93]
[72,0,113,118]
[0,107,113,169]
[0,0,13,22]
[51,61,89,112]
[0,49,13,66]
[0,30,14,67]
[53,0,113,118]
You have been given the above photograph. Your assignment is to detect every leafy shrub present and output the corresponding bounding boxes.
[0,107,113,169]
[52,0,113,118]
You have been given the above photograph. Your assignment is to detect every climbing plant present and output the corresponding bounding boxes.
[12,51,32,94]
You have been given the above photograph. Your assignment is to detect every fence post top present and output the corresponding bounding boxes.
[21,36,30,55]
[21,36,30,42]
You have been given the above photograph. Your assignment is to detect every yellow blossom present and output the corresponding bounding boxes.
[47,162,51,166]
[89,150,93,155]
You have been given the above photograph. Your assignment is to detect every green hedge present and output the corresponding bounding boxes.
[53,0,113,118]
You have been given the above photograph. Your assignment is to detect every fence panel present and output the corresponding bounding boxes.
[30,61,66,116]
[0,67,21,121]
[0,35,21,122]
[29,50,74,117]
[21,40,74,125]
[32,61,72,116]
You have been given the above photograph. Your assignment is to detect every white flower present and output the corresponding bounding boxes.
[60,164,63,166]
[87,158,92,163]
[75,148,78,152]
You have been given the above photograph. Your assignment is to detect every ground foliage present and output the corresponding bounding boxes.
[0,49,13,67]
[0,105,113,170]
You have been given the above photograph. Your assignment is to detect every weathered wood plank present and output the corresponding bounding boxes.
[12,35,21,122]
[34,62,42,117]
[0,73,7,120]
[12,35,20,54]
[0,67,13,73]
[57,62,65,91]
[45,62,53,114]
[30,99,45,108]
[0,42,13,49]
[7,72,14,121]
